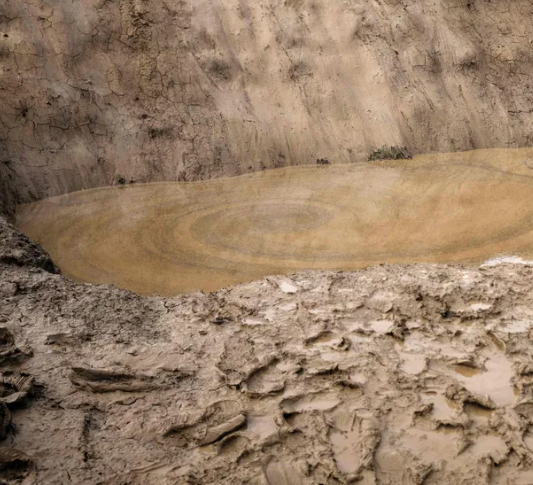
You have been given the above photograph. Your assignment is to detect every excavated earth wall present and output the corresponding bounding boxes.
[2,0,533,215]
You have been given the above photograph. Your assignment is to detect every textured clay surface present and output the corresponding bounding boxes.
[2,220,533,484]
[3,0,533,483]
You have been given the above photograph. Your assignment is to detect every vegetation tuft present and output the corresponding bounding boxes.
[148,127,173,139]
[368,145,412,162]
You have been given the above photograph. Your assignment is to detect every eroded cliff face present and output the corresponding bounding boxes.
[2,0,533,215]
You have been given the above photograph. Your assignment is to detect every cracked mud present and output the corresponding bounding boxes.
[3,0,533,216]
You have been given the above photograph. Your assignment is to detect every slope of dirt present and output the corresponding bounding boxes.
[2,220,533,484]
[2,0,533,214]
[3,0,533,482]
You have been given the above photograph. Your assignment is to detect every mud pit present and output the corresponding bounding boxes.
[15,147,533,295]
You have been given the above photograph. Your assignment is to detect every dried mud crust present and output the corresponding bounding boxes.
[3,0,533,214]
[2,221,533,483]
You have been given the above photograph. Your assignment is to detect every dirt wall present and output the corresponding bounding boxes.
[2,0,533,214]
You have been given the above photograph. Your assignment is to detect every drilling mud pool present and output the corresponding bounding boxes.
[15,147,533,296]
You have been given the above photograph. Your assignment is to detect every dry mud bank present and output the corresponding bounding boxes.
[2,220,533,484]
[2,0,533,214]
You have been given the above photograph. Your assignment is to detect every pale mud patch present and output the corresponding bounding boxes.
[398,351,427,375]
[420,392,457,421]
[264,458,306,485]
[15,148,533,295]
[453,351,516,407]
[482,255,533,267]
[245,415,278,441]
[281,393,342,414]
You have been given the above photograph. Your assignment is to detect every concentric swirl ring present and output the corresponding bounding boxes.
[15,148,533,295]
[189,201,334,257]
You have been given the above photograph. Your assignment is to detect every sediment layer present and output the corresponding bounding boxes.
[2,0,533,215]
[14,147,533,295]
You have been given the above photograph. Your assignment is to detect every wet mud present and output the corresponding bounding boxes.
[15,147,533,295]
[5,149,533,483]
[3,224,533,484]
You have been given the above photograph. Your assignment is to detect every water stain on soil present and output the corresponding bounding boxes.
[454,364,483,378]
[15,147,533,295]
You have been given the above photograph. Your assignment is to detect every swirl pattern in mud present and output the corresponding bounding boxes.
[15,148,533,295]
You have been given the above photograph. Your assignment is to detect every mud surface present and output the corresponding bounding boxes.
[2,221,533,483]
[15,148,533,295]
[4,0,533,482]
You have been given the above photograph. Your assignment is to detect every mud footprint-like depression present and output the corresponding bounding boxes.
[15,148,533,295]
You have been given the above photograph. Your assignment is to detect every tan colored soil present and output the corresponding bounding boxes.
[3,0,533,483]
[15,147,533,295]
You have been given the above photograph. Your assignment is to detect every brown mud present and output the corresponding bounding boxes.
[3,220,533,483]
[15,147,533,295]
[3,0,533,482]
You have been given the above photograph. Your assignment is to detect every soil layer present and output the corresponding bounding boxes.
[3,0,533,215]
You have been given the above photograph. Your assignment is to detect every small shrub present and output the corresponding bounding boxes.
[208,59,231,81]
[288,61,312,81]
[368,145,412,162]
